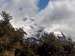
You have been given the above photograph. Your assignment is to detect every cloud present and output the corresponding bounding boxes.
[0,0,37,18]
[0,0,75,40]
[0,0,38,27]
[0,0,39,36]
[36,0,75,39]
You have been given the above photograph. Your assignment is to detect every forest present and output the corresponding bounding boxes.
[0,11,75,56]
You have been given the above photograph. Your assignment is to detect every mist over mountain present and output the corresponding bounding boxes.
[0,0,75,56]
[0,0,75,40]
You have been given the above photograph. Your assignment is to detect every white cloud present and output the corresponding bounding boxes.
[0,0,39,36]
[0,0,75,40]
[0,0,42,27]
[0,0,38,24]
[35,0,75,40]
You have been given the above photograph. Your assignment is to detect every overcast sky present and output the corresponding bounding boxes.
[0,0,75,40]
